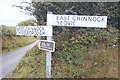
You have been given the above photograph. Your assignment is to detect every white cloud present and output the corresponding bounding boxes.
[0,0,35,26]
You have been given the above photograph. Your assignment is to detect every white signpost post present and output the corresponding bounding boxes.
[16,25,54,78]
[46,11,53,78]
[47,13,107,78]
[16,12,107,78]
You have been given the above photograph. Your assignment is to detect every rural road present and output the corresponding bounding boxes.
[0,41,38,79]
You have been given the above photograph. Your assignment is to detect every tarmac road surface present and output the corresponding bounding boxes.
[0,41,37,79]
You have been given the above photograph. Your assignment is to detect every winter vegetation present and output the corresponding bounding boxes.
[7,2,119,78]
[1,20,37,53]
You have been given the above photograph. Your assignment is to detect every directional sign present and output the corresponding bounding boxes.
[16,26,52,36]
[38,40,55,52]
[47,14,107,28]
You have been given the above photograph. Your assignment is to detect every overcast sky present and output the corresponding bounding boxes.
[0,0,35,26]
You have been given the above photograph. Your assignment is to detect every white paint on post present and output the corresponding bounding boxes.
[46,11,53,78]
[46,36,52,78]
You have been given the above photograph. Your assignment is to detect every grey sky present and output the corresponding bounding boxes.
[0,0,35,26]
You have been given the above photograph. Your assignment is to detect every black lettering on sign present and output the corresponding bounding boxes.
[101,17,105,22]
[82,17,87,21]
[37,28,39,35]
[72,16,105,22]
[59,16,63,20]
[37,27,41,35]
[34,27,37,36]
[42,27,45,35]
[57,21,59,25]
[93,17,97,22]
[38,27,45,35]
[72,16,81,21]
[72,16,76,21]
[56,16,59,20]
[97,17,101,22]
[17,27,22,34]
[56,15,70,21]
[57,21,62,25]
[34,27,36,34]
[42,27,44,31]
[42,31,45,35]
[64,21,67,25]
[30,28,32,35]
[64,21,75,26]
[88,17,92,21]
[39,27,41,35]
[57,21,75,26]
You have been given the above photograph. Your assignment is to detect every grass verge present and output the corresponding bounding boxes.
[52,47,118,78]
[7,45,46,78]
[1,36,37,54]
[7,45,118,78]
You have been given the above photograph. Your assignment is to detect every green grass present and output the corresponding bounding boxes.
[52,46,118,78]
[7,26,118,78]
[7,45,46,78]
[0,25,37,54]
[7,44,118,78]
[1,36,37,54]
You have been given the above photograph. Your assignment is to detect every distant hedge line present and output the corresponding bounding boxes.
[0,25,16,37]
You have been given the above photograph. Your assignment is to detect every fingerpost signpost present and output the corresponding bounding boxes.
[16,26,52,36]
[47,14,107,28]
[16,11,107,78]
[46,12,107,78]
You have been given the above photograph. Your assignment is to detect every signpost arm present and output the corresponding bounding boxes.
[46,11,53,78]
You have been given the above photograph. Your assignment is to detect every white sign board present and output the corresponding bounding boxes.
[38,40,55,52]
[47,14,107,28]
[16,26,52,36]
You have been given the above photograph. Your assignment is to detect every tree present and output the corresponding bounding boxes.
[13,2,119,37]
[17,19,37,26]
[14,2,119,28]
